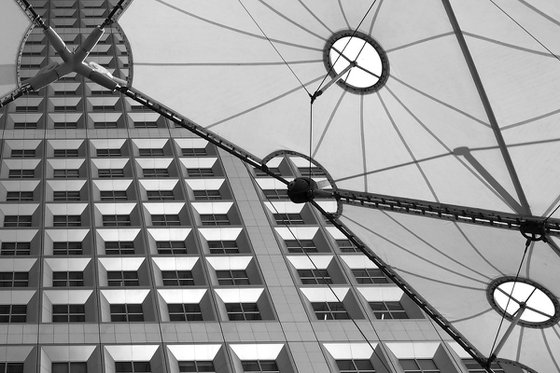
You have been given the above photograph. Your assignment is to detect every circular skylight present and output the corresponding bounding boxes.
[488,277,560,328]
[324,31,389,93]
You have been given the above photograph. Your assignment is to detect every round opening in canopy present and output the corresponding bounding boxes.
[324,31,389,94]
[488,277,560,328]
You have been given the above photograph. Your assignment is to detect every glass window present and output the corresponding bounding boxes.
[336,359,376,373]
[53,169,80,178]
[399,359,440,373]
[143,168,169,178]
[274,213,304,225]
[105,241,135,255]
[369,301,409,320]
[103,215,131,227]
[187,168,214,177]
[98,169,124,178]
[151,215,181,226]
[167,303,203,321]
[225,303,261,321]
[8,170,34,179]
[200,214,230,226]
[53,242,83,255]
[178,361,215,373]
[0,305,27,322]
[262,189,288,200]
[134,121,158,128]
[11,149,35,158]
[115,362,151,373]
[337,239,359,253]
[52,304,85,322]
[254,167,280,177]
[284,240,317,253]
[54,191,81,201]
[13,122,37,129]
[352,269,389,284]
[53,149,79,158]
[208,241,238,255]
[0,363,24,373]
[241,360,279,373]
[6,191,34,201]
[1,242,31,256]
[53,215,81,227]
[4,216,32,227]
[193,190,221,201]
[462,359,505,373]
[298,167,326,177]
[0,272,29,287]
[52,271,84,287]
[181,148,207,157]
[216,270,250,285]
[156,241,188,255]
[297,269,331,285]
[100,190,128,201]
[110,304,144,322]
[147,190,175,201]
[162,270,194,286]
[107,271,139,286]
[96,149,121,157]
[54,122,78,129]
[52,362,87,373]
[312,302,349,320]
[139,148,164,157]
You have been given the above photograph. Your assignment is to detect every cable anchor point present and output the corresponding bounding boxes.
[520,220,548,243]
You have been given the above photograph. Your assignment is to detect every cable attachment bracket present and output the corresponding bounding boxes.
[287,177,332,203]
[520,220,548,243]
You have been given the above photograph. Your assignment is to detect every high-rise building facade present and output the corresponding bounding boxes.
[0,1,526,372]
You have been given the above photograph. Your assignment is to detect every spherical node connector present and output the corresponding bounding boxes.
[287,178,318,204]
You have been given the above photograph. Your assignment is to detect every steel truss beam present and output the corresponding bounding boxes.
[335,189,560,237]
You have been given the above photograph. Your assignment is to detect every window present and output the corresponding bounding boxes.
[100,190,128,201]
[254,167,280,177]
[262,189,288,200]
[13,122,37,129]
[352,269,389,284]
[156,241,188,255]
[52,271,84,287]
[336,359,376,373]
[11,149,35,158]
[181,148,207,157]
[462,359,505,373]
[225,303,261,321]
[193,190,221,200]
[97,149,121,157]
[162,270,194,286]
[242,360,279,373]
[105,241,135,255]
[54,122,78,129]
[151,215,181,226]
[133,121,158,128]
[208,241,238,255]
[0,272,28,287]
[52,304,85,322]
[147,190,174,201]
[52,362,87,373]
[103,215,131,227]
[399,359,440,373]
[1,242,31,256]
[216,270,250,285]
[178,361,215,373]
[54,191,81,201]
[107,271,139,286]
[0,305,26,322]
[187,168,214,177]
[6,191,34,201]
[0,363,24,373]
[110,304,144,322]
[139,148,164,157]
[298,167,326,177]
[369,301,408,320]
[312,302,349,320]
[200,214,230,226]
[93,122,118,129]
[53,215,81,227]
[53,242,83,255]
[284,240,317,253]
[143,168,169,178]
[53,149,79,157]
[4,216,32,227]
[115,362,151,373]
[274,213,304,225]
[8,169,34,179]
[98,169,124,178]
[167,303,203,321]
[53,169,80,179]
[297,269,331,285]
[337,239,359,253]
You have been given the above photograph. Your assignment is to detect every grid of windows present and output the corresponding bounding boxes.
[52,271,84,287]
[97,149,121,157]
[52,304,85,322]
[162,270,194,286]
[147,190,174,200]
[0,363,24,373]
[337,239,359,253]
[53,149,79,157]
[100,190,128,200]
[143,168,169,178]
[110,304,144,322]
[53,215,81,227]
[53,169,80,178]
[105,241,135,255]
[208,241,238,254]
[54,191,81,201]
[178,361,215,373]
[262,189,288,200]
[167,304,203,321]
[226,303,261,321]
[193,190,221,200]
[0,242,31,256]
[336,360,376,373]
[242,360,279,373]
[4,216,32,227]
[151,214,181,226]
[52,362,87,373]
[182,148,207,157]
[156,241,187,255]
[187,168,214,177]
[6,191,34,201]
[216,270,250,285]
[11,149,35,158]
[115,362,151,373]
[297,269,331,284]
[200,214,230,226]
[312,302,349,320]
[0,272,29,287]
[139,148,164,157]
[53,242,83,255]
[8,170,35,179]
[98,169,124,178]
[107,271,139,286]
[369,302,409,320]
[0,305,26,322]
[352,269,389,284]
[103,215,131,226]
[463,359,505,373]
[284,240,317,253]
[399,359,440,373]
[274,213,304,225]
